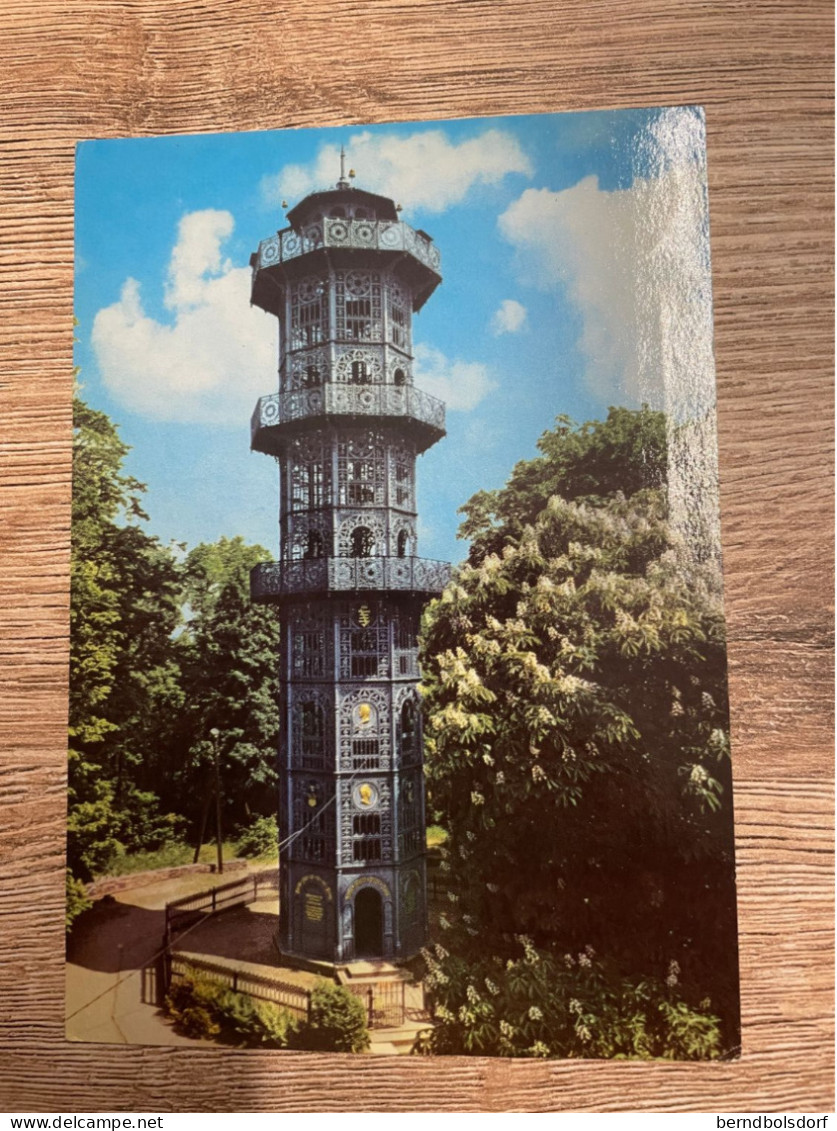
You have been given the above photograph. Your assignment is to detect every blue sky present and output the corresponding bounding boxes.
[74,107,712,566]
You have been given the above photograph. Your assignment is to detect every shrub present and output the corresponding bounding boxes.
[65,869,92,934]
[294,979,370,1053]
[419,937,723,1060]
[235,815,279,859]
[164,975,222,1040]
[164,971,297,1048]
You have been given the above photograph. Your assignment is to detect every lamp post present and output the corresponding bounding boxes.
[210,727,223,875]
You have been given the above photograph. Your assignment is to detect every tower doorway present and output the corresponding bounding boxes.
[354,887,383,957]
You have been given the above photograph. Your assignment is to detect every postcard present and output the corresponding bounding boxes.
[68,106,739,1058]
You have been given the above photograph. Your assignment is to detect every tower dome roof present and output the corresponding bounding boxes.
[286,187,399,229]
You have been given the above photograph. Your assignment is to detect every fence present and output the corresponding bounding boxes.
[164,869,279,943]
[162,869,426,1029]
[344,979,414,1029]
[167,954,423,1030]
[168,953,311,1019]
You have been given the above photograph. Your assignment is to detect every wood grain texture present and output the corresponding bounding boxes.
[0,0,832,1113]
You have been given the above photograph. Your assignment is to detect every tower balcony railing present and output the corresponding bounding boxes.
[255,218,441,275]
[251,383,446,447]
[251,555,452,602]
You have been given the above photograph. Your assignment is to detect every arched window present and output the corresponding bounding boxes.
[304,530,323,560]
[298,700,325,768]
[399,779,422,858]
[350,526,374,558]
[393,368,406,387]
[304,362,319,387]
[393,454,413,508]
[396,529,409,558]
[350,359,369,384]
[400,699,418,762]
[352,814,382,861]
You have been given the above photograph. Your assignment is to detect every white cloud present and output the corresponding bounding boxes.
[92,210,276,425]
[499,106,719,561]
[164,209,233,310]
[412,343,496,412]
[261,128,532,214]
[491,298,527,335]
[92,209,496,425]
[498,110,714,416]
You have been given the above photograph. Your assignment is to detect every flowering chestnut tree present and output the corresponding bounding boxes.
[418,411,738,1058]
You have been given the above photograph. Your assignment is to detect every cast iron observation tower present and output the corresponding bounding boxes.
[249,163,449,964]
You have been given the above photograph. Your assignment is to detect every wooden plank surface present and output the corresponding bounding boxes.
[0,0,832,1113]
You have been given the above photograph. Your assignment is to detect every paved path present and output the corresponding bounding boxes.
[66,871,273,1046]
[67,868,432,1054]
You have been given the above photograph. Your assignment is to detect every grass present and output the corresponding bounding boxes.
[98,840,241,878]
[98,829,442,879]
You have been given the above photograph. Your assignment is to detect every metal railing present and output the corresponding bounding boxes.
[165,870,279,942]
[166,956,423,1030]
[254,218,441,274]
[251,555,451,601]
[345,980,419,1029]
[251,382,445,443]
[168,954,311,1020]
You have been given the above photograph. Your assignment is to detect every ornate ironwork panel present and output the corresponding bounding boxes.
[250,556,451,600]
[337,435,386,507]
[251,384,445,442]
[290,775,335,864]
[286,434,331,512]
[398,771,424,859]
[289,276,328,350]
[339,776,393,865]
[338,603,391,681]
[286,512,332,562]
[388,279,411,352]
[255,219,442,274]
[290,687,333,770]
[290,604,331,679]
[334,270,383,343]
[284,345,330,392]
[337,513,386,558]
[337,687,391,772]
[334,345,385,385]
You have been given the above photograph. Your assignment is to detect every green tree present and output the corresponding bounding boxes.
[420,409,737,1057]
[68,394,280,886]
[459,405,667,564]
[418,938,722,1060]
[69,392,184,880]
[69,395,145,750]
[180,536,271,625]
[169,542,281,835]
